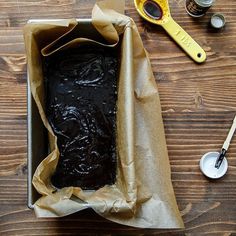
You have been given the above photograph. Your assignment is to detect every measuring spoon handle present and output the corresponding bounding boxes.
[162,17,206,63]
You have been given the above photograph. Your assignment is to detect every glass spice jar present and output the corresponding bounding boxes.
[185,0,214,17]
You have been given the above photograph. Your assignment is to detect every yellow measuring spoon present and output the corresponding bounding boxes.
[134,0,206,63]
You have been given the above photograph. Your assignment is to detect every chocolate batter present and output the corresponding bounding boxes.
[43,45,118,190]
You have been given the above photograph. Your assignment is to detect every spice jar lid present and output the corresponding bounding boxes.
[195,0,214,7]
[210,13,226,29]
[200,152,228,179]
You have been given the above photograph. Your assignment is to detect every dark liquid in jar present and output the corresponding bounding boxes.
[143,0,163,20]
[43,45,119,190]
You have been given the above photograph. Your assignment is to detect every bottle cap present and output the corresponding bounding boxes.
[195,0,214,7]
[210,13,226,29]
[200,152,228,179]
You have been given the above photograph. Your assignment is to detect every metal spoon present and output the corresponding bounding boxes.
[215,115,236,168]
[200,115,236,179]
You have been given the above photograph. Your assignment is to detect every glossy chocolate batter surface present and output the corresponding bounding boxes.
[43,45,118,190]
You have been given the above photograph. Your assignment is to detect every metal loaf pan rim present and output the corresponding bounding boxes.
[27,18,97,209]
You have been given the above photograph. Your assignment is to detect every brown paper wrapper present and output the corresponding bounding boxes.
[23,0,184,228]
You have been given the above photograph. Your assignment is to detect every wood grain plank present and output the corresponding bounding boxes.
[0,201,236,235]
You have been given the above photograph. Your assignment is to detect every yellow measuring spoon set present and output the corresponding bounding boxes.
[134,0,206,63]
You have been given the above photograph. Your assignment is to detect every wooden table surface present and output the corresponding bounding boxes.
[1,0,236,235]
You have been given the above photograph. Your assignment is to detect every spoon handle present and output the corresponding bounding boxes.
[222,115,236,151]
[162,17,206,63]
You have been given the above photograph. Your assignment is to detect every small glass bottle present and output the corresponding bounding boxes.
[185,0,214,17]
